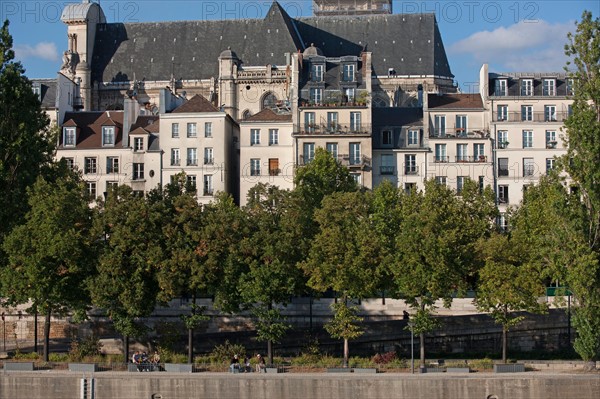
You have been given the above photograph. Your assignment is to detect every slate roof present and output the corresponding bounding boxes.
[31,79,57,109]
[372,107,423,128]
[61,111,124,149]
[427,93,483,109]
[130,115,160,132]
[171,94,220,113]
[91,2,452,83]
[243,108,292,122]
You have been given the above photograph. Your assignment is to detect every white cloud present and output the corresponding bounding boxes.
[14,42,59,62]
[449,20,574,72]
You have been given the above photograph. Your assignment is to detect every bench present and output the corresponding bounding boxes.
[352,368,378,373]
[446,367,470,373]
[493,363,525,373]
[68,363,97,372]
[3,362,34,371]
[327,368,352,373]
[419,367,445,373]
[164,363,193,373]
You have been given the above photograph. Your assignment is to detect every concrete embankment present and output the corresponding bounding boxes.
[1,371,599,399]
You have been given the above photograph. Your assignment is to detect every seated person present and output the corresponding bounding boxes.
[151,351,161,371]
[255,354,266,373]
[229,354,240,372]
[244,356,251,372]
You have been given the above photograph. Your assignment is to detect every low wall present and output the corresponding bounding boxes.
[1,372,599,399]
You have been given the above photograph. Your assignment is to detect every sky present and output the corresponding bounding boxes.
[3,0,599,92]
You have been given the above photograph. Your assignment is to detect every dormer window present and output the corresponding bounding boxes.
[134,137,144,151]
[494,79,507,96]
[102,126,115,146]
[342,64,355,82]
[520,79,533,96]
[310,64,324,82]
[543,79,555,96]
[32,85,41,100]
[63,127,76,147]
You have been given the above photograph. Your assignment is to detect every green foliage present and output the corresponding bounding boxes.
[572,308,600,361]
[181,304,210,330]
[48,353,70,362]
[153,321,182,352]
[325,302,364,341]
[69,335,102,361]
[209,340,247,363]
[251,306,291,344]
[12,351,40,360]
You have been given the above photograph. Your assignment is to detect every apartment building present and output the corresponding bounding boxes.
[239,109,294,206]
[479,64,572,227]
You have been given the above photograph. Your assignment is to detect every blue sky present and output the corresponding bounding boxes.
[3,1,599,92]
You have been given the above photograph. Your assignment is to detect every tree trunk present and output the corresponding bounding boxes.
[124,335,129,363]
[419,332,425,368]
[43,309,51,362]
[188,294,196,364]
[267,340,273,366]
[343,338,349,368]
[502,325,508,363]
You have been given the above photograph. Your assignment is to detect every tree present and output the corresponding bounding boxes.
[90,186,162,360]
[475,232,547,363]
[0,20,54,251]
[562,12,600,366]
[1,167,94,361]
[302,191,380,367]
[240,184,303,364]
[392,179,495,367]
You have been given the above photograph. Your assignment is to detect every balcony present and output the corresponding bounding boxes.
[546,141,558,149]
[299,101,368,108]
[434,156,449,163]
[430,128,489,139]
[171,159,180,166]
[299,154,371,167]
[187,160,198,166]
[294,124,371,136]
[203,189,214,196]
[204,158,214,165]
[405,166,419,175]
[493,111,568,123]
[455,155,488,163]
[380,165,395,175]
[498,168,509,177]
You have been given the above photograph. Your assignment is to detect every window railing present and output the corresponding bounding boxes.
[493,111,568,122]
[405,166,419,175]
[269,168,281,176]
[294,124,371,135]
[498,167,510,177]
[434,156,449,163]
[171,159,180,166]
[187,159,198,166]
[429,128,488,138]
[204,158,214,165]
[455,155,488,163]
[380,166,395,175]
[203,189,214,196]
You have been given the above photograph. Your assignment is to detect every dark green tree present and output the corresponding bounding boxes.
[1,167,94,361]
[0,20,54,252]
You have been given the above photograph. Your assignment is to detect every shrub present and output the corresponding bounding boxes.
[372,351,397,364]
[49,353,69,362]
[69,335,101,361]
[209,340,246,363]
[13,351,40,360]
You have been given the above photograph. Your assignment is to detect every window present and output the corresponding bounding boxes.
[405,182,416,193]
[133,163,144,180]
[456,144,468,162]
[522,130,533,148]
[344,88,355,102]
[102,126,115,146]
[171,148,180,166]
[380,154,394,175]
[204,147,213,165]
[498,213,508,232]
[523,158,535,177]
[86,182,96,199]
[171,123,179,138]
[474,143,485,161]
[455,115,467,135]
[32,85,41,99]
[546,158,555,173]
[435,143,447,162]
[408,130,419,146]
[106,157,119,174]
[494,79,507,96]
[203,175,213,196]
[498,131,508,148]
[349,143,361,165]
[497,105,508,121]
[310,63,323,82]
[457,176,466,194]
[434,115,446,136]
[382,130,392,146]
[106,181,118,195]
[568,104,573,117]
[405,154,417,175]
[351,173,361,185]
[84,157,97,174]
[269,158,280,176]
[326,143,338,158]
[350,112,361,131]
[342,64,355,82]
[187,175,197,189]
[498,158,509,177]
[567,78,575,96]
[327,112,338,131]
[498,185,509,203]
[303,143,315,164]
[545,105,557,121]
[251,129,260,145]
[250,158,261,176]
[187,148,197,166]
[309,88,322,104]
[204,122,212,138]
[305,112,316,132]
[269,129,279,145]
[435,176,447,186]
[63,157,74,170]
[546,130,557,148]
[134,137,144,151]
[543,79,555,96]
[187,123,197,138]
[521,79,533,96]
[478,176,485,192]
[262,93,277,110]
[521,105,533,121]
[63,127,76,146]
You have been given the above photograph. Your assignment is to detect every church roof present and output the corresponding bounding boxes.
[91,2,452,83]
[171,94,219,113]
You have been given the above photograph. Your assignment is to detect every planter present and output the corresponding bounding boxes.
[68,363,97,372]
[419,367,445,373]
[3,362,34,371]
[446,367,470,373]
[493,363,525,373]
[265,367,283,373]
[327,368,352,373]
[165,363,193,373]
[352,368,378,373]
